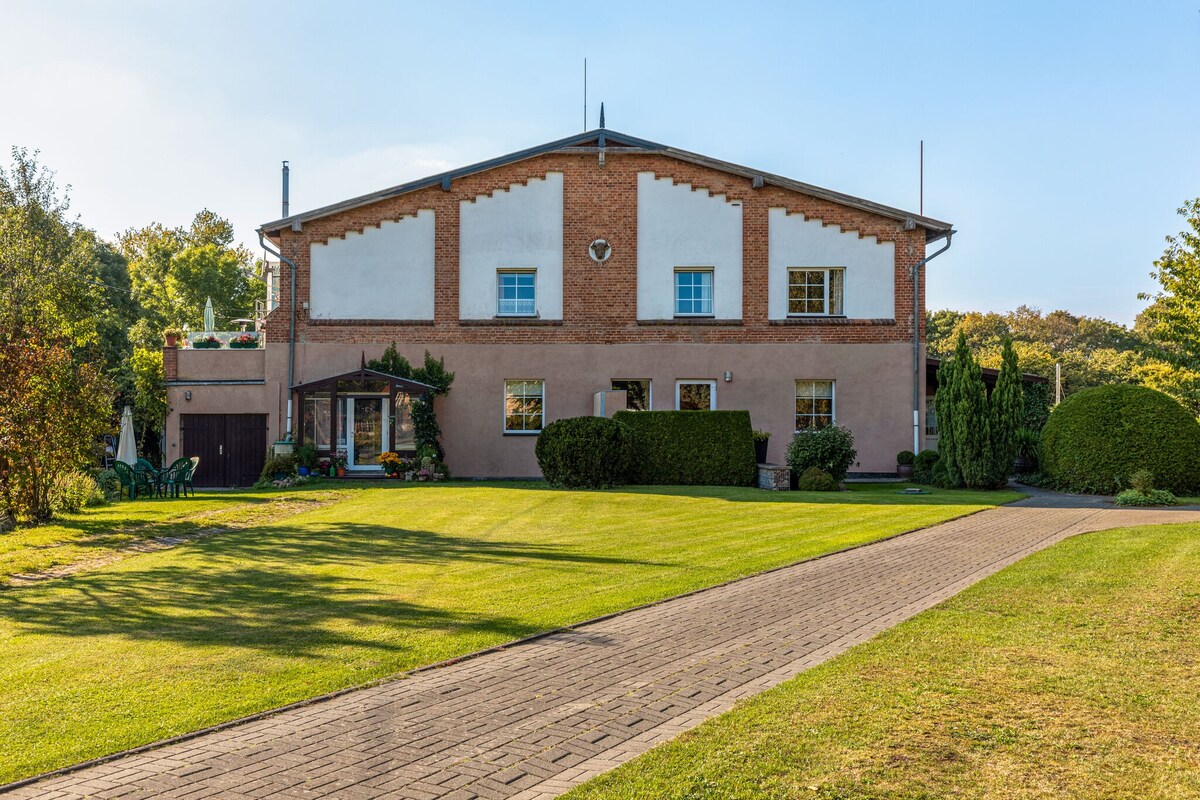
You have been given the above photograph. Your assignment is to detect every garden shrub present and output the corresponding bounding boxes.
[1041,384,1200,494]
[1129,468,1155,494]
[94,468,121,501]
[1114,488,1178,507]
[614,410,756,486]
[49,470,105,513]
[786,425,857,483]
[535,416,633,489]
[259,453,298,482]
[897,450,915,466]
[912,449,939,484]
[796,466,839,492]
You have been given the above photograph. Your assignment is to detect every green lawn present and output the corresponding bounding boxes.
[565,521,1200,800]
[0,481,1017,784]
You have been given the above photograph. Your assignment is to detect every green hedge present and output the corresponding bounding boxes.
[535,416,633,489]
[1041,384,1200,494]
[613,410,756,486]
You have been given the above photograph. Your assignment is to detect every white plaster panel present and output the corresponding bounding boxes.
[636,172,743,320]
[459,172,564,320]
[309,210,435,320]
[768,208,896,320]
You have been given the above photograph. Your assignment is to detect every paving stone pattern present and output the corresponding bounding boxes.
[9,490,1200,800]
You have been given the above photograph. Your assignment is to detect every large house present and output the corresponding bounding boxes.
[162,127,954,485]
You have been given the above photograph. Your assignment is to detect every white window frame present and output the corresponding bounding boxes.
[503,379,545,434]
[794,380,836,431]
[676,380,717,411]
[497,268,537,317]
[673,268,715,317]
[612,379,652,411]
[787,267,845,317]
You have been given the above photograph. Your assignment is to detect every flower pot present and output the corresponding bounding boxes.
[1013,455,1034,475]
[897,464,914,479]
[165,334,178,348]
[336,468,346,477]
[754,439,769,464]
[297,466,310,476]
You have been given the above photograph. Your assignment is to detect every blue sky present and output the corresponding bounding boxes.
[3,1,1198,324]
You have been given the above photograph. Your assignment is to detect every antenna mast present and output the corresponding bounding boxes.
[583,58,587,132]
[919,140,924,216]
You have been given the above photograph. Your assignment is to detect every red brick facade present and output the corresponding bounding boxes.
[265,151,928,346]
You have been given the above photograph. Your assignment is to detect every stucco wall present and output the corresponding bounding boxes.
[767,208,896,320]
[636,172,743,320]
[287,341,920,478]
[459,172,564,320]
[309,209,436,320]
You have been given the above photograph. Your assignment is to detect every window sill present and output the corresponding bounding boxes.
[308,318,436,326]
[638,319,744,327]
[459,318,563,327]
[503,431,542,436]
[770,317,895,326]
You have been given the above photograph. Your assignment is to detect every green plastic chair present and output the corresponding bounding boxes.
[177,457,200,498]
[113,461,152,500]
[160,458,192,498]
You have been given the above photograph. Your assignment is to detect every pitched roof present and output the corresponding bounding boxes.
[260,129,954,242]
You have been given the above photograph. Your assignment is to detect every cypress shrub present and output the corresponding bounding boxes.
[950,335,994,488]
[912,449,939,484]
[935,345,962,487]
[1041,384,1200,494]
[535,416,633,489]
[989,338,1025,484]
[614,410,756,486]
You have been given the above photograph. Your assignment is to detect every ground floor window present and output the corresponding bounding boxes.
[677,380,716,411]
[926,404,938,436]
[394,393,416,449]
[612,379,651,411]
[795,380,835,430]
[504,380,544,433]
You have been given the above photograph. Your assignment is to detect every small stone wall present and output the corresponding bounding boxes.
[757,463,791,491]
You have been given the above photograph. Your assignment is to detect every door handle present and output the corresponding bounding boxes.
[219,444,224,456]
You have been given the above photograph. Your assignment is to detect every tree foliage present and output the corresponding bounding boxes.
[367,344,456,459]
[990,339,1025,482]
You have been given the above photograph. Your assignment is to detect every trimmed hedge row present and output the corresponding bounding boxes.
[613,410,757,486]
[1041,384,1200,494]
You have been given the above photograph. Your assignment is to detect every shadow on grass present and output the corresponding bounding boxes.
[0,525,664,655]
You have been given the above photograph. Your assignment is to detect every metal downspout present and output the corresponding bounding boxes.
[258,230,297,441]
[912,232,953,454]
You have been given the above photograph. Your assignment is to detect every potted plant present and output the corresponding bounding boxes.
[332,449,348,477]
[192,334,221,349]
[897,450,915,479]
[1014,428,1039,474]
[163,328,183,348]
[316,457,331,476]
[295,443,318,477]
[379,451,402,476]
[229,332,259,349]
[752,430,771,464]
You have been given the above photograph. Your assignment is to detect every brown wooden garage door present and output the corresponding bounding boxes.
[180,414,268,488]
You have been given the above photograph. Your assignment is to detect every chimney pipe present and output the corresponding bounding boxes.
[281,160,290,218]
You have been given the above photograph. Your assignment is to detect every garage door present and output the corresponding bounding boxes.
[180,414,268,487]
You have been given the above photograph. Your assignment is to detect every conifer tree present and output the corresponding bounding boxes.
[989,338,1025,485]
[935,348,962,487]
[952,335,994,488]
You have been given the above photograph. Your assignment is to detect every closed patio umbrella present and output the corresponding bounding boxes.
[116,406,137,466]
[203,297,215,333]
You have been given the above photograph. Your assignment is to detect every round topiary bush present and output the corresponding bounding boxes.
[796,466,839,492]
[535,416,633,489]
[1040,384,1200,494]
[786,425,857,483]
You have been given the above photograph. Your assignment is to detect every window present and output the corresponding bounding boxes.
[394,393,415,449]
[302,396,331,448]
[504,380,544,433]
[788,268,844,316]
[498,270,536,316]
[795,380,834,430]
[674,269,713,316]
[677,380,716,411]
[925,405,938,436]
[612,379,651,411]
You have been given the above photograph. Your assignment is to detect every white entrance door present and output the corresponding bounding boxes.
[347,397,390,471]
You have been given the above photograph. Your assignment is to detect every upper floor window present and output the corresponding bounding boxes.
[674,269,713,316]
[504,379,544,433]
[498,270,536,317]
[795,380,834,430]
[788,268,844,316]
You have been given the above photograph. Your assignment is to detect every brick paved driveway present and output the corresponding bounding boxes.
[8,489,1200,800]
